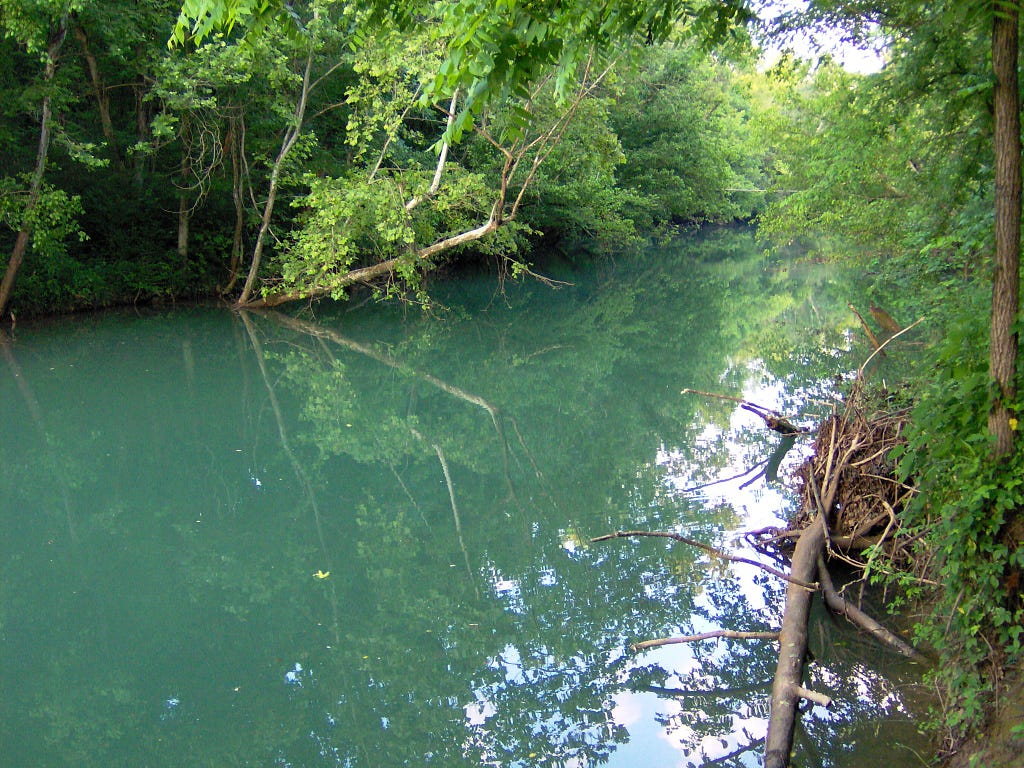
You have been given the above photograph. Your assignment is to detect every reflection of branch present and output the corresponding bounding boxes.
[240,312,341,644]
[1,335,78,544]
[681,388,780,416]
[632,630,779,652]
[682,458,770,493]
[642,680,773,699]
[265,311,501,429]
[415,429,477,597]
[591,530,818,591]
[701,735,766,767]
[265,309,530,506]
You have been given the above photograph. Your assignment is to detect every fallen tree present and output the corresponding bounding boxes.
[235,55,614,310]
[597,339,928,767]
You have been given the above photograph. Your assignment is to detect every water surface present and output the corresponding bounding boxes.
[0,229,931,766]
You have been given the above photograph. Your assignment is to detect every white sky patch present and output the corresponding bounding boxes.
[756,0,888,74]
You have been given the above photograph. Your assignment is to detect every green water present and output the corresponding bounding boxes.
[1,229,930,767]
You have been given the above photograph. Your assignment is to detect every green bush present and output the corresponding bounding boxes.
[886,298,1024,738]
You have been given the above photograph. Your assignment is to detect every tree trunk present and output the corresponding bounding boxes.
[0,16,68,320]
[763,516,825,768]
[236,54,314,307]
[73,24,119,164]
[222,114,246,294]
[989,3,1021,459]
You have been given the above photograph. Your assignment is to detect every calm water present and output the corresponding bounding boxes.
[1,229,931,767]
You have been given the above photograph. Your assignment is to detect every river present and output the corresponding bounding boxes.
[0,228,931,766]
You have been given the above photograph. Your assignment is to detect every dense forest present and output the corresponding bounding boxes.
[2,0,1022,763]
[0,0,766,316]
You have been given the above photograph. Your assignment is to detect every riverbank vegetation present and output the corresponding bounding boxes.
[0,0,766,317]
[2,0,1021,762]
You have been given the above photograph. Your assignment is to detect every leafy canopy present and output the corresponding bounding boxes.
[171,0,754,140]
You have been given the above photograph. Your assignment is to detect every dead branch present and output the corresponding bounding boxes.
[764,514,828,768]
[590,530,818,591]
[742,403,809,435]
[632,630,779,652]
[848,303,886,354]
[856,317,925,380]
[816,554,924,661]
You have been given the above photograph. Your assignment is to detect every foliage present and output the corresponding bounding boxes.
[754,1,1023,746]
[482,90,643,254]
[885,299,1024,738]
[610,44,766,229]
[0,0,772,316]
[170,0,753,141]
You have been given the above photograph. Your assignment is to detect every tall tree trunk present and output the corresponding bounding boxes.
[222,113,246,294]
[989,3,1021,459]
[0,16,68,320]
[178,147,191,267]
[236,54,314,307]
[73,24,119,165]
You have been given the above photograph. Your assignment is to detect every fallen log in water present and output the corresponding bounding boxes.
[764,515,827,768]
[608,373,928,768]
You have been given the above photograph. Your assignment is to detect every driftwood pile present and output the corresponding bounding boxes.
[755,396,924,768]
[595,383,926,768]
[752,405,915,563]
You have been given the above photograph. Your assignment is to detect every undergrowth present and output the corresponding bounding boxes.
[880,306,1024,750]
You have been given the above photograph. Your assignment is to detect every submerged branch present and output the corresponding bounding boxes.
[591,530,818,591]
[817,553,924,661]
[632,630,779,651]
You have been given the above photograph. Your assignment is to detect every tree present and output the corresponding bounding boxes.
[166,0,756,308]
[988,0,1020,459]
[762,0,1020,452]
[0,0,72,319]
[758,0,1024,748]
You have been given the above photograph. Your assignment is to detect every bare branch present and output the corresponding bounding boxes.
[632,630,779,652]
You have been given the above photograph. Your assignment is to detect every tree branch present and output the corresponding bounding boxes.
[632,630,779,652]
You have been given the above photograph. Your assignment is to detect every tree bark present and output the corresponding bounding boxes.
[0,16,68,320]
[177,144,191,266]
[236,53,314,306]
[989,2,1021,459]
[223,114,246,294]
[73,24,119,164]
[763,515,826,768]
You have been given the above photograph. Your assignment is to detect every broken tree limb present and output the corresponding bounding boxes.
[848,303,886,355]
[816,554,925,661]
[680,388,807,435]
[792,686,832,708]
[741,404,809,435]
[681,388,778,415]
[764,514,827,768]
[631,630,779,652]
[590,530,818,591]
